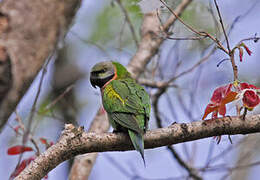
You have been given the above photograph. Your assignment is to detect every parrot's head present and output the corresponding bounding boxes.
[90,61,132,89]
[90,61,115,89]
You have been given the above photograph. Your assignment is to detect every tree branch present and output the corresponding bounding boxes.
[16,114,260,179]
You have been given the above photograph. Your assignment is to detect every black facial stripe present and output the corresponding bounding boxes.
[90,73,115,88]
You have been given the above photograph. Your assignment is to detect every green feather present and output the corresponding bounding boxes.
[128,130,145,165]
[112,62,131,79]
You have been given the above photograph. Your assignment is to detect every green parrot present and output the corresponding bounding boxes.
[90,61,150,164]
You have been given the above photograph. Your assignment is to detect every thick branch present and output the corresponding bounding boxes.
[17,114,260,179]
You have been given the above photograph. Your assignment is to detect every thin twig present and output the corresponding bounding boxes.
[160,0,229,55]
[177,92,196,122]
[156,8,165,35]
[16,53,53,169]
[142,46,215,92]
[24,53,53,143]
[202,138,247,170]
[228,0,259,35]
[171,47,216,82]
[118,17,126,49]
[238,36,260,45]
[40,85,74,114]
[203,140,215,168]
[213,0,238,81]
[14,111,40,156]
[216,58,230,67]
[213,0,231,53]
[208,2,220,39]
[166,36,206,41]
[115,0,139,47]
[69,31,111,58]
[160,0,202,36]
[200,161,260,172]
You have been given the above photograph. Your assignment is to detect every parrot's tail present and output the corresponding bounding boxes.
[128,130,145,165]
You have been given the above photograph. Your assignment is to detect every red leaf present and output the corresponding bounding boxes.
[203,81,260,144]
[218,104,226,116]
[203,84,237,120]
[7,145,33,155]
[40,138,48,145]
[242,90,260,109]
[221,91,238,105]
[202,104,218,120]
[10,156,35,178]
[236,82,260,110]
[210,84,232,103]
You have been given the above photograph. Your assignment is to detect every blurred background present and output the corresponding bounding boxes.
[1,0,260,179]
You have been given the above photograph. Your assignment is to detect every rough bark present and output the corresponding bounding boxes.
[16,114,260,179]
[0,0,81,132]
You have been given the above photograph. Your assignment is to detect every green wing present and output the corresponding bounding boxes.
[109,112,143,134]
[102,78,150,132]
